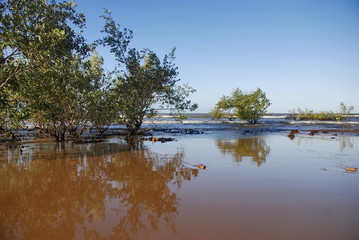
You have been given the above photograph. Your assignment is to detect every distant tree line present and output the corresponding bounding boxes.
[288,102,354,121]
[210,87,354,123]
[0,0,197,141]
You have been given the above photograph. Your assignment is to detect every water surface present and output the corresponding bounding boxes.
[1,133,358,239]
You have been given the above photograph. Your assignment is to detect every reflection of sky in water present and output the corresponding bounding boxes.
[1,135,358,240]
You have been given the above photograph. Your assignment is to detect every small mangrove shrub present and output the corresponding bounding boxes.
[209,88,271,124]
[288,102,354,121]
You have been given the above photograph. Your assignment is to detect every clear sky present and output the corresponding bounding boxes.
[74,0,359,113]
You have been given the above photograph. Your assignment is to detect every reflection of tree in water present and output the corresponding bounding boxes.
[216,137,270,166]
[338,136,354,152]
[295,135,354,152]
[0,141,198,240]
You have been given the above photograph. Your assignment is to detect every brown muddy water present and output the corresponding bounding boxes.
[1,134,358,240]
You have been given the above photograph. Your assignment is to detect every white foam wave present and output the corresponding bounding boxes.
[288,120,359,125]
[143,119,248,125]
[261,115,288,119]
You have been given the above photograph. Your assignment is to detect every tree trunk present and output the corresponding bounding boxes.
[126,126,138,141]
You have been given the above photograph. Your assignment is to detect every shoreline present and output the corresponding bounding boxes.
[1,119,359,146]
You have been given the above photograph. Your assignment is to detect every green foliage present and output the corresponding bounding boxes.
[0,88,28,139]
[1,0,88,88]
[99,12,197,139]
[174,113,187,122]
[0,2,198,142]
[24,50,111,140]
[111,48,197,138]
[209,95,236,120]
[209,107,225,119]
[217,95,236,120]
[337,102,354,121]
[232,88,271,124]
[0,0,103,140]
[210,88,271,124]
[289,102,354,121]
[96,9,133,64]
[1,0,91,140]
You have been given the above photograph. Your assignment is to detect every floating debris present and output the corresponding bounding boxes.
[158,137,175,143]
[288,130,299,139]
[198,164,206,170]
[345,167,358,172]
[141,137,176,143]
[288,132,295,139]
[309,130,319,136]
[152,128,204,134]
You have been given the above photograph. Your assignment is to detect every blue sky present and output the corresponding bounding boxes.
[74,0,359,113]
